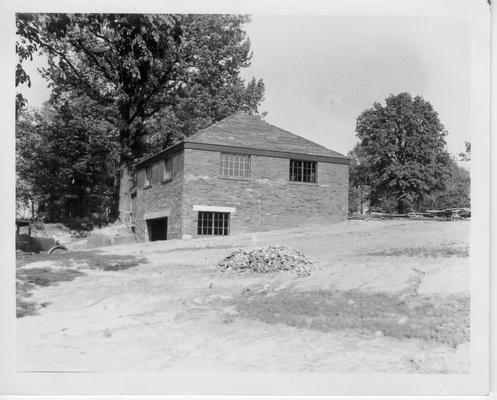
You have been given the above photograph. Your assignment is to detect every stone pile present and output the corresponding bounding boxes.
[217,245,313,276]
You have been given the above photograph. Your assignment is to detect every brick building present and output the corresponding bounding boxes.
[120,112,349,241]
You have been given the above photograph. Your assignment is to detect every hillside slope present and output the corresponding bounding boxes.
[16,219,470,372]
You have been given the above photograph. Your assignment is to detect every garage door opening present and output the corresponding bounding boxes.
[146,217,168,241]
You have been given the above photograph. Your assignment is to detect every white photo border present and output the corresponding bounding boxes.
[0,0,492,397]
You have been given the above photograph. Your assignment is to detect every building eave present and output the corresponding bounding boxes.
[134,142,185,168]
[135,141,350,169]
[185,142,351,165]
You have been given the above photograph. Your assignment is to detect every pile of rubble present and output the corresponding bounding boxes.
[217,245,313,276]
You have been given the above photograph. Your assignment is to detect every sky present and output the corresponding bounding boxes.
[240,14,472,156]
[19,13,480,156]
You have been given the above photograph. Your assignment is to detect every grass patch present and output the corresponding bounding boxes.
[16,279,35,297]
[16,268,84,318]
[17,267,84,287]
[16,251,148,317]
[364,246,469,258]
[16,298,39,318]
[16,250,147,270]
[233,289,469,347]
[98,260,139,271]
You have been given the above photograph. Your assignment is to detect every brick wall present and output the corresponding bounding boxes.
[134,151,184,240]
[182,149,349,238]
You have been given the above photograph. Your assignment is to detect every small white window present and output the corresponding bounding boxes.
[144,166,153,187]
[219,153,251,178]
[162,158,173,182]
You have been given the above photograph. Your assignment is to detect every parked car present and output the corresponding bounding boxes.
[16,219,67,254]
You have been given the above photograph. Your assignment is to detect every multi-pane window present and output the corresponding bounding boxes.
[144,165,153,187]
[197,212,230,236]
[162,158,173,182]
[289,160,317,183]
[219,153,251,178]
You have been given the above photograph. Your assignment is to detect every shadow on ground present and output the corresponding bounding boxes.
[16,251,148,318]
[364,246,469,258]
[232,289,469,348]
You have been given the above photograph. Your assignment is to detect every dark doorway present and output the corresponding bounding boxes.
[147,217,168,241]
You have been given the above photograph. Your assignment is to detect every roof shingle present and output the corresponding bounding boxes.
[185,112,347,159]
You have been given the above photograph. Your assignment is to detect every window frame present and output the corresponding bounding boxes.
[289,159,318,184]
[197,211,230,236]
[162,157,174,183]
[219,152,251,179]
[144,165,153,188]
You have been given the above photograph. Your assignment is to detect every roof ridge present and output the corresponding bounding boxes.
[239,114,347,158]
[183,111,347,159]
[185,112,245,142]
[254,116,336,153]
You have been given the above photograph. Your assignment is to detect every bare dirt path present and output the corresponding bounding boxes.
[16,220,470,372]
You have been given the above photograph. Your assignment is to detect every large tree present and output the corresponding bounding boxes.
[354,92,451,213]
[16,13,265,163]
[16,95,119,222]
[16,14,265,221]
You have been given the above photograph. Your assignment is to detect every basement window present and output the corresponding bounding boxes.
[219,153,251,178]
[197,211,230,236]
[144,165,153,187]
[162,158,173,182]
[289,160,317,183]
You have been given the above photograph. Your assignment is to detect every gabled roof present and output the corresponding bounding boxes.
[185,112,347,159]
[135,112,349,167]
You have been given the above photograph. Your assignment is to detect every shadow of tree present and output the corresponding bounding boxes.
[364,246,469,258]
[16,250,148,318]
[233,289,470,348]
[17,250,148,270]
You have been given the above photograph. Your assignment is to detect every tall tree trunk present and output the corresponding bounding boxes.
[359,186,363,214]
[397,196,410,214]
[85,186,92,224]
[112,166,121,221]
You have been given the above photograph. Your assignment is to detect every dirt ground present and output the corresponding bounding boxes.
[16,219,470,373]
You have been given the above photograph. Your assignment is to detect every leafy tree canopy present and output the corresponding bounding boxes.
[353,92,452,213]
[16,95,119,222]
[16,13,265,221]
[423,156,470,210]
[347,144,371,214]
[16,13,265,163]
[458,141,471,162]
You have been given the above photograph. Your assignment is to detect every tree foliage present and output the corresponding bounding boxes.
[16,96,119,222]
[16,13,265,221]
[16,13,265,163]
[347,144,371,214]
[15,14,41,114]
[458,141,471,162]
[353,93,452,213]
[423,157,470,210]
